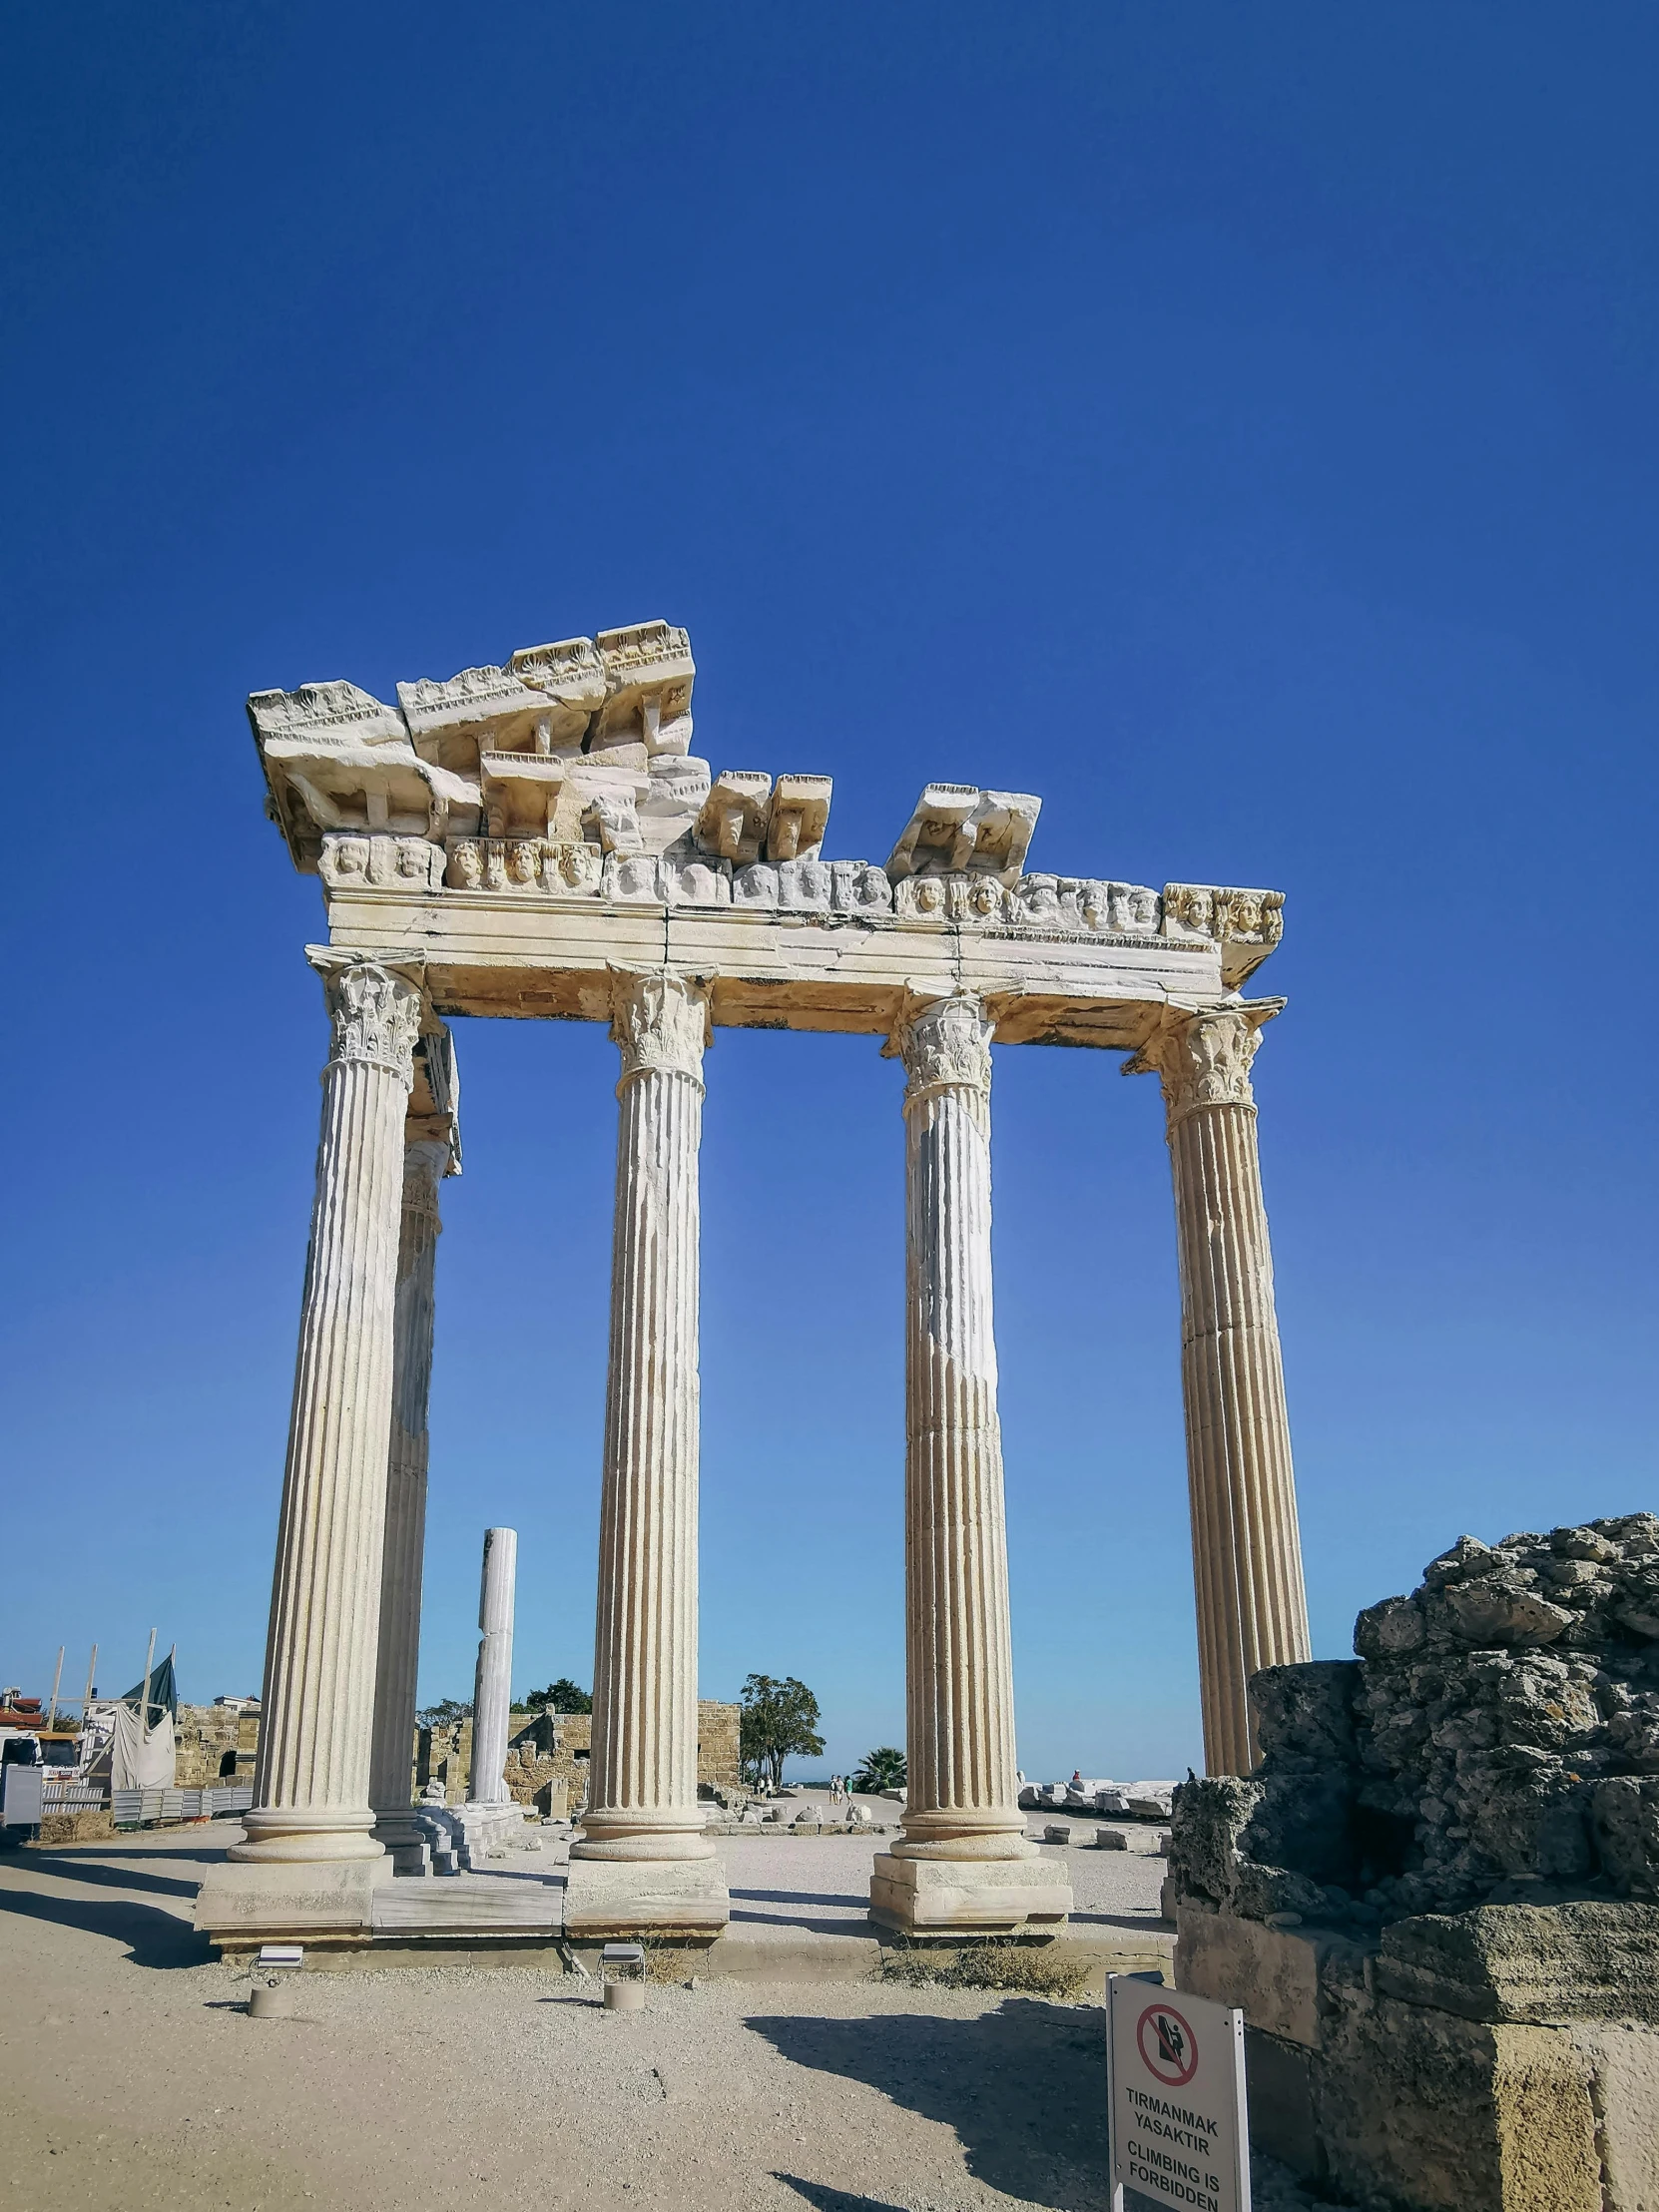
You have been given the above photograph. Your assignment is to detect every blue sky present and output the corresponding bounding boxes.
[2,4,1655,1781]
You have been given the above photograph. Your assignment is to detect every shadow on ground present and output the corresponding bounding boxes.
[0,1883,212,1969]
[730,1889,869,1911]
[776,2178,908,2211]
[749,1998,1111,2212]
[15,1856,201,1901]
[1069,1910,1171,1933]
[35,1840,234,1863]
[728,1911,877,1937]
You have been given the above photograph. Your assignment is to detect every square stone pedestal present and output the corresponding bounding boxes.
[562,1856,730,1942]
[194,1857,394,1950]
[869,1852,1073,1936]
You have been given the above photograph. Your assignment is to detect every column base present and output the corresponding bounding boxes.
[229,1805,384,1865]
[573,1805,716,1862]
[371,1808,433,1877]
[563,1856,730,1941]
[869,1851,1073,1936]
[195,1857,393,1945]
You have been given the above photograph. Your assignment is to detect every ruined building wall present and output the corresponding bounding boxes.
[174,1705,259,1789]
[1170,1514,1659,2212]
[411,1700,742,1809]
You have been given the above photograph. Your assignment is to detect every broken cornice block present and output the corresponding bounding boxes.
[696,771,773,865]
[766,774,832,862]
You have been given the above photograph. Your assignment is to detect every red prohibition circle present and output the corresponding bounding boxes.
[1136,2000,1199,2088]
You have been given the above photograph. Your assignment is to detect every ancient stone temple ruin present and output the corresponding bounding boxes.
[1170,1514,1659,2211]
[196,618,1311,1950]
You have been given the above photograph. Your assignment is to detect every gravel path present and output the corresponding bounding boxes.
[0,1822,1230,2212]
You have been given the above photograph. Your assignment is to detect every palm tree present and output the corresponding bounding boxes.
[851,1746,906,1794]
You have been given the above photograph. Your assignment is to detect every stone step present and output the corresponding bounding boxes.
[371,1874,561,1934]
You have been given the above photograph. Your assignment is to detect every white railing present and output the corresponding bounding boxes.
[41,1780,106,1813]
[111,1784,254,1826]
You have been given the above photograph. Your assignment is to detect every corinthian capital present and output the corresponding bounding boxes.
[1127,1003,1274,1125]
[316,958,423,1086]
[885,990,994,1108]
[610,968,710,1091]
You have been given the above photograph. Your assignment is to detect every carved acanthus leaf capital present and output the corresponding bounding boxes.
[609,968,711,1092]
[1126,1003,1277,1125]
[315,957,423,1088]
[884,990,994,1108]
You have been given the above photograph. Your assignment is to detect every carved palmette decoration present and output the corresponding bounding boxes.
[610,971,709,1090]
[1128,1008,1260,1124]
[325,963,423,1085]
[888,992,994,1105]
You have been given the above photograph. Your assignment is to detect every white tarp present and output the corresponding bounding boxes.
[97,1701,175,1791]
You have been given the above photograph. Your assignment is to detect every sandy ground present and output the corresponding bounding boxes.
[0,1821,1303,2212]
[718,1805,1170,1945]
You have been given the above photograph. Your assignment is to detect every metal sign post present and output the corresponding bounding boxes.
[1106,1974,1251,2212]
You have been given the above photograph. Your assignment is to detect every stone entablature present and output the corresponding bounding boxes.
[250,622,1285,1018]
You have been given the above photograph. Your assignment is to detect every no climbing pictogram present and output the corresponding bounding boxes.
[1136,2000,1200,2088]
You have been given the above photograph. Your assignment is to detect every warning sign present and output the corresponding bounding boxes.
[1107,1976,1250,2212]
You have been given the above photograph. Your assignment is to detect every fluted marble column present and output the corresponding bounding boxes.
[573,969,714,1869]
[870,991,1070,1936]
[468,1527,517,1806]
[1129,1003,1312,1775]
[234,957,422,1866]
[367,1129,446,1864]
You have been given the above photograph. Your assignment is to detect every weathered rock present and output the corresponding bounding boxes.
[1172,1514,1659,1930]
[1172,1520,1659,2212]
[1251,1660,1361,1768]
[1376,1902,1659,2026]
[1589,1778,1659,1898]
[1167,1775,1262,1909]
[1356,1592,1427,1659]
[1314,1996,1603,2212]
[1441,1577,1575,1649]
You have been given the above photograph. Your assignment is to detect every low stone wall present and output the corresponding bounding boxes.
[1171,1514,1659,2211]
[166,1698,744,1810]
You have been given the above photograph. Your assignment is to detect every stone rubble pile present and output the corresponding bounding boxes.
[1017,1779,1176,1818]
[1172,1513,1659,1933]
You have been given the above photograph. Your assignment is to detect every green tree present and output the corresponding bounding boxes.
[416,1698,471,1730]
[739,1673,825,1791]
[851,1746,906,1794]
[522,1678,593,1715]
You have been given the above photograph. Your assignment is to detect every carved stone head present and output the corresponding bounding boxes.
[1115,884,1159,934]
[322,835,369,884]
[447,840,483,890]
[1011,873,1060,926]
